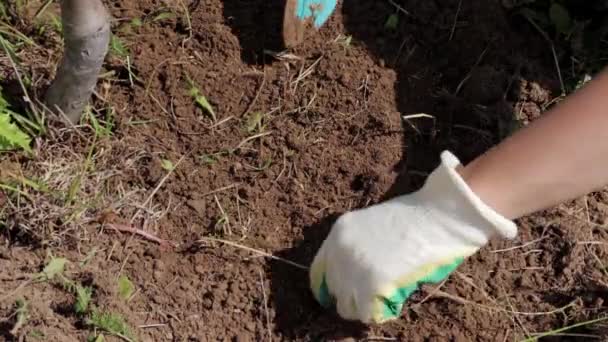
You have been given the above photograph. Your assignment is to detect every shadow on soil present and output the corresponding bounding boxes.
[223,0,563,339]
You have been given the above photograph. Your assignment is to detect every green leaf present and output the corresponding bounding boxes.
[245,112,264,133]
[549,3,572,34]
[74,285,92,314]
[87,334,105,342]
[153,12,175,22]
[186,77,216,121]
[385,13,399,30]
[0,112,32,153]
[110,34,129,58]
[40,257,67,280]
[199,154,218,165]
[160,159,174,171]
[117,275,135,301]
[130,18,143,27]
[86,310,135,341]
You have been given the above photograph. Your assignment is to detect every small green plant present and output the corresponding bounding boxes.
[0,87,32,153]
[35,257,93,314]
[199,150,230,166]
[244,111,265,134]
[186,75,216,121]
[87,310,135,342]
[385,13,399,30]
[130,17,143,28]
[29,330,45,339]
[153,11,175,22]
[74,285,93,314]
[117,275,135,301]
[9,299,28,335]
[160,158,175,171]
[109,34,129,59]
[334,34,352,48]
[507,0,608,91]
[37,257,67,281]
[84,106,114,138]
[87,334,106,342]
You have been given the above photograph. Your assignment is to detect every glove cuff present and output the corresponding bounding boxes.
[418,150,518,239]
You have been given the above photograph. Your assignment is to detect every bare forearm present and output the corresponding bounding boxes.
[459,68,608,220]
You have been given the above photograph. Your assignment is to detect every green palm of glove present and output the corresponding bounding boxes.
[314,257,465,320]
[308,151,517,323]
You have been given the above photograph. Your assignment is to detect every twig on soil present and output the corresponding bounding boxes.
[520,14,566,95]
[501,287,531,338]
[258,268,272,342]
[291,55,323,93]
[106,223,177,249]
[417,280,448,305]
[234,131,272,151]
[130,152,188,224]
[428,288,577,317]
[138,323,167,329]
[243,70,266,117]
[206,115,234,129]
[0,36,41,122]
[214,195,231,236]
[202,183,240,197]
[197,236,308,270]
[387,0,411,16]
[491,237,546,253]
[449,0,463,41]
[520,316,608,342]
[0,280,32,303]
[454,45,489,96]
[365,337,398,341]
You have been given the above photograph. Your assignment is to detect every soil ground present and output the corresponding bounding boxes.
[2,0,608,341]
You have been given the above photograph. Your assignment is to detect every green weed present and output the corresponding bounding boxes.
[153,11,175,22]
[244,111,265,134]
[385,13,399,30]
[87,311,135,342]
[36,256,67,281]
[73,285,93,314]
[84,106,114,138]
[109,34,129,59]
[117,275,135,301]
[508,0,608,92]
[520,315,608,341]
[186,75,216,121]
[9,298,28,335]
[160,158,175,171]
[199,150,230,166]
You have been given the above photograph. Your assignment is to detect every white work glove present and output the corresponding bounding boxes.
[309,151,517,324]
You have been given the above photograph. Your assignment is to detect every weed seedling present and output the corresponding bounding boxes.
[87,310,135,342]
[244,111,265,134]
[109,34,129,59]
[185,75,216,121]
[160,158,175,171]
[0,85,32,153]
[117,275,135,301]
[9,298,28,335]
[385,13,399,30]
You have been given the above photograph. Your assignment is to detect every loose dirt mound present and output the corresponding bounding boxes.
[2,0,608,341]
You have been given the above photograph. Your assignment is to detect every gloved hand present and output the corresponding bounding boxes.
[309,151,518,323]
[283,0,337,47]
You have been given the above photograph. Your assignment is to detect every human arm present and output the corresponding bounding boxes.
[460,68,608,219]
[309,68,608,323]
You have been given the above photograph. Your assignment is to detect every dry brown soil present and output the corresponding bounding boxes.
[2,0,608,341]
